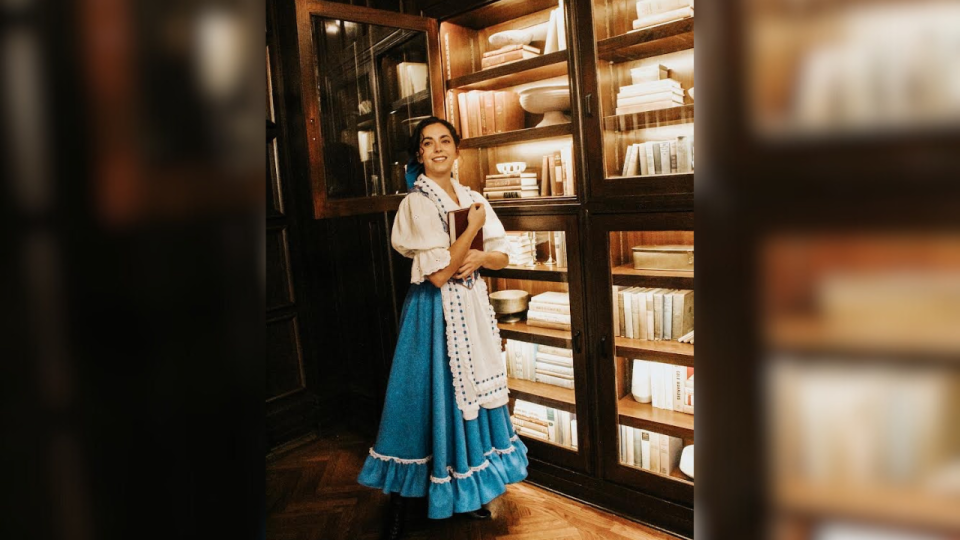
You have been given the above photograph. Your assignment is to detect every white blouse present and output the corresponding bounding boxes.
[390,175,512,420]
[392,176,510,284]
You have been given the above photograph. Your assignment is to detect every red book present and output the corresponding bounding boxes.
[447,207,484,251]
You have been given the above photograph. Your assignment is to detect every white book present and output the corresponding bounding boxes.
[621,143,638,177]
[671,290,694,340]
[636,288,649,339]
[612,285,621,336]
[650,363,661,409]
[616,99,684,116]
[649,432,660,472]
[632,7,694,31]
[644,144,657,181]
[556,1,566,50]
[676,136,692,172]
[536,363,574,377]
[640,430,652,469]
[630,63,669,84]
[528,301,571,315]
[659,142,672,177]
[536,352,574,366]
[663,290,674,340]
[673,365,684,412]
[571,418,578,448]
[544,10,558,54]
[527,311,571,325]
[530,291,569,305]
[618,79,682,96]
[617,89,685,106]
[660,434,684,475]
[536,373,575,389]
[636,0,690,18]
[623,287,635,339]
[561,146,573,196]
[625,426,635,464]
[538,345,573,357]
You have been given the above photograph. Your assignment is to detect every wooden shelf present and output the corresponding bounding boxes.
[447,51,568,91]
[776,479,960,532]
[603,104,694,131]
[498,321,572,349]
[482,263,568,282]
[388,89,430,112]
[597,18,694,64]
[618,397,693,439]
[605,172,694,182]
[615,336,694,367]
[508,377,576,413]
[611,264,693,288]
[620,460,694,486]
[459,122,572,149]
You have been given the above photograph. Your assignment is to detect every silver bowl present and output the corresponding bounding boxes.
[489,290,529,323]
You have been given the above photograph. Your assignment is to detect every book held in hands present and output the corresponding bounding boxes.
[447,207,484,251]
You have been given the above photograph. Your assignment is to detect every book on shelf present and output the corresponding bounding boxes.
[535,372,574,389]
[396,62,428,98]
[631,6,694,32]
[535,352,573,368]
[530,291,569,305]
[538,344,572,358]
[535,362,573,377]
[620,425,685,476]
[512,400,576,447]
[617,90,685,107]
[616,100,684,115]
[556,0,567,51]
[485,176,539,188]
[630,63,670,84]
[481,48,541,69]
[540,155,551,196]
[482,44,541,58]
[618,78,682,97]
[456,90,524,138]
[631,360,694,415]
[485,190,540,200]
[636,0,692,18]
[613,287,693,341]
[447,207,484,251]
[527,310,571,325]
[619,138,693,177]
[528,301,571,315]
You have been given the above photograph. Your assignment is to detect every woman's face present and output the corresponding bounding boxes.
[418,123,459,178]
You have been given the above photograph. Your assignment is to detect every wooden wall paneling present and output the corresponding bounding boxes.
[266,226,296,311]
[267,314,307,400]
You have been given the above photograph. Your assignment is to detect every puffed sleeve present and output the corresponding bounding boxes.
[477,194,510,257]
[391,194,451,284]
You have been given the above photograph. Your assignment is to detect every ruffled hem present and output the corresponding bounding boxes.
[427,437,528,519]
[356,437,529,519]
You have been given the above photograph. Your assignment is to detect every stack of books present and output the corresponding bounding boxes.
[631,360,694,414]
[481,44,541,69]
[615,64,685,116]
[452,90,524,138]
[504,339,538,381]
[535,344,574,389]
[619,425,685,476]
[512,400,577,448]
[631,0,694,32]
[538,146,574,197]
[505,233,536,266]
[527,291,571,330]
[611,287,693,341]
[620,137,693,177]
[483,172,540,199]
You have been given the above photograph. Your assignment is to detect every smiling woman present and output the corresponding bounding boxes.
[356,116,522,540]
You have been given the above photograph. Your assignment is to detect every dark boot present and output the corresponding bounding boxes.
[381,493,406,540]
[460,505,492,520]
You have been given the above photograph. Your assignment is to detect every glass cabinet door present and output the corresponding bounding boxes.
[296,3,443,218]
[480,213,592,474]
[581,0,695,200]
[587,212,694,507]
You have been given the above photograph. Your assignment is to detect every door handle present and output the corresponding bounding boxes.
[573,330,582,354]
[598,335,608,358]
[583,93,593,117]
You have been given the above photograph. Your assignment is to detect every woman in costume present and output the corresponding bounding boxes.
[357,117,528,539]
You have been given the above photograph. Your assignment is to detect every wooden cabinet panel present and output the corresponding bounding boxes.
[266,227,295,311]
[267,314,306,400]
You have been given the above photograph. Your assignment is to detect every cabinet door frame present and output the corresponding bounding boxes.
[295,0,445,218]
[484,212,594,475]
[585,211,694,507]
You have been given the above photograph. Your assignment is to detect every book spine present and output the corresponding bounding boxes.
[553,151,565,196]
[623,288,634,339]
[645,143,657,177]
[612,286,620,337]
[664,291,674,340]
[677,136,692,172]
[659,142,671,176]
[538,345,573,357]
[528,301,571,315]
[541,155,551,195]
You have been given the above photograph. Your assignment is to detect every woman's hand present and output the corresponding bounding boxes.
[467,202,486,231]
[455,249,487,279]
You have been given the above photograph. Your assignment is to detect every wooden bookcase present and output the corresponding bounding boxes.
[291,0,696,535]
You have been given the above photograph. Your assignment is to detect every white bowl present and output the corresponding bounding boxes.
[518,84,572,127]
[496,162,526,175]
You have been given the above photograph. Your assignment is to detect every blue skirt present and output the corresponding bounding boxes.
[357,282,528,519]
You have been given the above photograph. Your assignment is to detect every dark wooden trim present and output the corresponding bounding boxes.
[615,337,694,367]
[459,122,573,149]
[618,398,694,438]
[508,378,576,413]
[611,265,693,288]
[300,0,433,31]
[481,264,568,283]
[442,0,558,29]
[498,321,572,348]
[447,51,567,90]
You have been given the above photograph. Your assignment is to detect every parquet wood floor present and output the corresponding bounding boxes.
[267,430,680,540]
